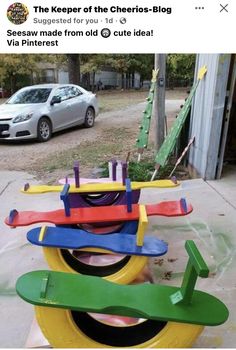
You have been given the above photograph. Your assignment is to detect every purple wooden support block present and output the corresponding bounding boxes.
[122,162,128,185]
[73,161,80,188]
[180,198,188,214]
[9,209,18,224]
[125,178,132,213]
[24,183,30,191]
[171,176,178,184]
[65,176,68,184]
[111,159,118,181]
[60,184,71,217]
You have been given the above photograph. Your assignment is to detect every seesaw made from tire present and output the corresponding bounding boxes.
[56,157,178,208]
[57,160,142,208]
[6,194,192,284]
[27,223,168,285]
[6,194,192,237]
[16,241,229,348]
[57,159,176,208]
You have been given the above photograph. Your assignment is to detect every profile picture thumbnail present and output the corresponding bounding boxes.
[7,2,29,25]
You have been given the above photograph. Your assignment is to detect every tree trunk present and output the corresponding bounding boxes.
[67,54,80,84]
[92,72,95,92]
[125,73,129,89]
[132,72,135,88]
[82,72,90,90]
[10,74,17,94]
[127,73,130,89]
[121,73,125,89]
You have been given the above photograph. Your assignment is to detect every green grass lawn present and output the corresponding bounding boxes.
[97,88,187,113]
[97,90,148,113]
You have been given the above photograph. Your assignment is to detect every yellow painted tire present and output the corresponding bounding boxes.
[43,247,148,284]
[35,306,204,348]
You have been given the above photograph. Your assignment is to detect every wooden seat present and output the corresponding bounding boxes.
[21,178,179,194]
[6,200,192,227]
[16,241,229,327]
[26,226,168,257]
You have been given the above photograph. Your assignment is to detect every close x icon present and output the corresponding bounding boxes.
[220,3,229,12]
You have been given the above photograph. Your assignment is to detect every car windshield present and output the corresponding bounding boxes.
[7,88,52,104]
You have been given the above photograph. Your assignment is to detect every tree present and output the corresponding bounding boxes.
[128,54,154,83]
[65,54,154,90]
[81,54,107,91]
[66,54,81,85]
[105,54,154,88]
[0,54,58,93]
[166,54,196,88]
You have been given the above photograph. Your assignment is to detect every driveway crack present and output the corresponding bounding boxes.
[0,181,12,196]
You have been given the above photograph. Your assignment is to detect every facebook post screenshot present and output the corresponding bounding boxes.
[0,0,235,348]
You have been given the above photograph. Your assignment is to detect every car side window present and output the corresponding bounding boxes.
[53,87,69,102]
[52,86,83,102]
[67,87,83,99]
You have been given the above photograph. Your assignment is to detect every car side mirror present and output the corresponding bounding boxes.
[50,96,61,105]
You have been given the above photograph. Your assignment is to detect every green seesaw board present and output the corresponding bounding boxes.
[16,269,228,326]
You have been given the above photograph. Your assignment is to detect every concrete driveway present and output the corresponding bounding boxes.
[0,170,236,347]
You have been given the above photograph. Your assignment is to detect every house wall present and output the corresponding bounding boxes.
[58,70,69,84]
[95,71,141,89]
[95,71,120,88]
[189,54,231,179]
[35,62,140,89]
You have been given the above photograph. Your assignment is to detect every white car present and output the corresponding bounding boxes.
[0,84,99,142]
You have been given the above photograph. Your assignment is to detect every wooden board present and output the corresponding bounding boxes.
[16,270,229,326]
[154,66,207,168]
[27,226,168,257]
[21,179,179,194]
[59,177,112,185]
[135,70,158,150]
[6,200,192,227]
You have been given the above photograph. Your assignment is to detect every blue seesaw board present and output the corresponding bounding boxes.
[27,226,168,257]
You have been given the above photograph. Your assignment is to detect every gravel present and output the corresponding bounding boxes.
[0,99,184,174]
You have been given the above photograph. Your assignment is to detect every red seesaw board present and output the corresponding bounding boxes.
[5,200,192,227]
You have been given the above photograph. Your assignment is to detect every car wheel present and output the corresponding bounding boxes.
[84,107,95,128]
[37,117,52,142]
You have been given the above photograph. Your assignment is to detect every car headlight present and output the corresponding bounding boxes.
[13,112,33,123]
